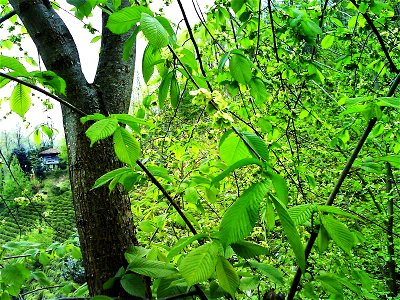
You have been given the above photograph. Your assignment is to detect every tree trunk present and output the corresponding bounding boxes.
[9,0,141,295]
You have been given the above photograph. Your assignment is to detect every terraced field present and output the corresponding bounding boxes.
[0,176,76,245]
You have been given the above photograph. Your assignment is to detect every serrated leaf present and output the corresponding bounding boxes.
[106,6,152,34]
[231,241,269,259]
[179,242,219,286]
[127,257,177,278]
[317,205,358,219]
[10,83,31,117]
[212,158,264,185]
[0,55,29,76]
[249,261,284,285]
[288,204,314,225]
[85,118,119,146]
[219,132,252,165]
[140,13,169,49]
[321,215,354,255]
[249,77,268,104]
[120,273,146,298]
[216,255,240,297]
[229,53,252,84]
[219,181,269,246]
[156,16,176,44]
[113,127,141,166]
[241,131,269,161]
[269,171,288,206]
[167,233,207,260]
[92,167,132,189]
[271,196,305,272]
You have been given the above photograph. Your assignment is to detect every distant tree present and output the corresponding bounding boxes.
[12,145,32,173]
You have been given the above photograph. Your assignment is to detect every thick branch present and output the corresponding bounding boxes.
[8,0,97,111]
[94,0,136,114]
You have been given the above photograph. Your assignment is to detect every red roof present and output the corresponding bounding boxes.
[38,148,61,156]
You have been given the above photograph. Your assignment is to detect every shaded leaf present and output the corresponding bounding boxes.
[216,255,240,297]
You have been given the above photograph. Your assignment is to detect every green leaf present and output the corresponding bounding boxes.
[170,73,180,108]
[231,0,245,12]
[376,97,400,109]
[156,16,176,44]
[249,261,284,285]
[219,131,252,165]
[317,205,358,219]
[218,52,230,72]
[231,241,269,259]
[271,196,305,272]
[123,26,141,61]
[127,257,178,278]
[1,263,30,296]
[317,224,330,253]
[269,171,288,206]
[30,70,67,95]
[179,242,219,286]
[80,113,106,124]
[92,167,132,189]
[288,204,314,225]
[10,83,31,117]
[321,215,354,255]
[91,296,114,300]
[142,43,159,83]
[140,13,169,49]
[219,180,269,246]
[376,155,400,168]
[85,118,119,146]
[0,55,29,76]
[120,274,146,298]
[106,6,152,34]
[241,131,269,161]
[110,113,150,127]
[249,77,268,104]
[158,72,173,108]
[113,127,141,166]
[212,158,264,185]
[216,255,240,297]
[321,35,335,49]
[167,233,207,260]
[317,272,343,296]
[229,53,252,84]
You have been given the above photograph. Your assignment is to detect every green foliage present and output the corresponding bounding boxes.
[179,242,219,286]
[1,0,400,298]
[219,180,269,247]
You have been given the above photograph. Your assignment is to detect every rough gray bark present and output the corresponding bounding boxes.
[8,0,140,295]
